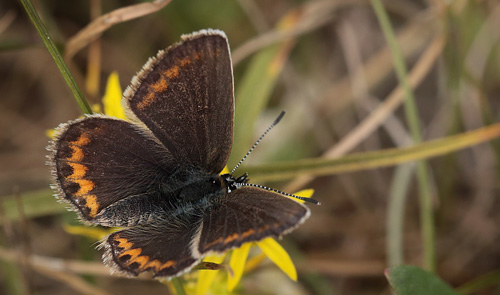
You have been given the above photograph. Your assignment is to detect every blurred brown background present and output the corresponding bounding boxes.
[1,0,500,294]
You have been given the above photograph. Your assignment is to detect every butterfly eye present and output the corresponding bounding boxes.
[210,177,221,187]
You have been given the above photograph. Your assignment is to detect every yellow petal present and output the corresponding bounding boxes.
[293,189,314,198]
[289,188,314,203]
[256,237,297,281]
[102,72,125,119]
[46,129,56,139]
[243,252,266,273]
[196,254,226,295]
[227,242,251,291]
[91,103,102,113]
[220,166,230,175]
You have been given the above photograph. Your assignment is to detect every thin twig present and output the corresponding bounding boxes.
[0,246,136,278]
[65,0,172,61]
[0,10,16,35]
[235,0,270,32]
[85,0,103,98]
[0,247,112,294]
[41,268,112,295]
[318,11,434,116]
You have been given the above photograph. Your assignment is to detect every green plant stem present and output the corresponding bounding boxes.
[170,277,186,295]
[386,164,414,267]
[0,188,66,223]
[371,0,436,271]
[244,121,500,180]
[19,0,92,114]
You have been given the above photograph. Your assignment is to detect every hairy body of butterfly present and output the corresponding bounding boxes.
[48,29,310,278]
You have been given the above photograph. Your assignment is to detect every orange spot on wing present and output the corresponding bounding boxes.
[135,54,204,111]
[144,259,163,271]
[120,248,142,261]
[178,56,192,66]
[223,233,240,243]
[115,236,133,250]
[136,257,177,272]
[151,77,168,92]
[72,133,91,146]
[204,237,223,249]
[66,162,88,179]
[65,133,90,163]
[241,228,256,239]
[72,179,94,195]
[67,145,85,162]
[137,92,155,110]
[164,65,180,79]
[83,194,99,217]
[129,254,150,269]
[160,260,176,269]
[203,225,276,251]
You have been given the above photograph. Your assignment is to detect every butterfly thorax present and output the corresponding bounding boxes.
[174,173,225,204]
[164,171,250,219]
[93,168,227,227]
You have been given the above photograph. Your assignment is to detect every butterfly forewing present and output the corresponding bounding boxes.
[125,30,234,174]
[50,116,177,226]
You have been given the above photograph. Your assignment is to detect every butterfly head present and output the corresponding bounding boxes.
[220,172,249,193]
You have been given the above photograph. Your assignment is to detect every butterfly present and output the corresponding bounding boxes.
[48,29,314,279]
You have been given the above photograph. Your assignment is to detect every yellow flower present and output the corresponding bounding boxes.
[101,72,125,119]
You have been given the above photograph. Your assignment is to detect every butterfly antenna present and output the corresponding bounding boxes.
[239,183,321,205]
[230,111,286,175]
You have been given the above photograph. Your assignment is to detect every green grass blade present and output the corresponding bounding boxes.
[370,0,436,271]
[386,164,414,267]
[0,189,67,223]
[245,123,500,181]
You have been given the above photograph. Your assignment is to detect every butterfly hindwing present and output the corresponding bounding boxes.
[50,116,178,226]
[104,218,202,278]
[125,29,234,174]
[195,187,310,255]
